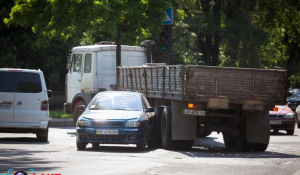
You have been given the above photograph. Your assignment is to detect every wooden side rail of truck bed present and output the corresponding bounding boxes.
[117,65,288,106]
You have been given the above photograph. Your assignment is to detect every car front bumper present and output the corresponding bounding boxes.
[76,127,145,144]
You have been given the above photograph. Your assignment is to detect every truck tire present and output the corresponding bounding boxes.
[154,106,164,147]
[178,140,194,150]
[161,106,177,150]
[72,99,86,125]
[235,119,252,151]
[222,132,237,149]
[252,143,268,152]
[199,131,212,137]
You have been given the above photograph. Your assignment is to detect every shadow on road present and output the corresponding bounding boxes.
[0,137,50,144]
[174,135,300,159]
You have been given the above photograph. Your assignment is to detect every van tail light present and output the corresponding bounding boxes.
[41,100,48,111]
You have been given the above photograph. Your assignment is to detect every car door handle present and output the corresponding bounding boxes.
[17,101,22,106]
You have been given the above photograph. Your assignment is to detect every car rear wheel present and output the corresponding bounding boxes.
[36,127,48,142]
[297,116,300,129]
[286,130,294,135]
[77,142,87,150]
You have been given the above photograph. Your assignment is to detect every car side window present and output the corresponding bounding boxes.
[72,53,82,73]
[84,54,92,73]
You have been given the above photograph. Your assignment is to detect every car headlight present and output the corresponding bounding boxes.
[77,119,92,126]
[125,121,141,127]
[285,113,295,118]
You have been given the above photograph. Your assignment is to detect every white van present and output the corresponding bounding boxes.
[0,68,53,142]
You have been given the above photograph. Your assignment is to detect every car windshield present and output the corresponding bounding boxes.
[288,89,300,97]
[88,94,142,111]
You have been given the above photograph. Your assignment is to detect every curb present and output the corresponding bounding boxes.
[49,118,74,127]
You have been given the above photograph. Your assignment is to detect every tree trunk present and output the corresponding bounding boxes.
[212,0,221,66]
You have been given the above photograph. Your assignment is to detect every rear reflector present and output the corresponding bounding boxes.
[41,100,48,111]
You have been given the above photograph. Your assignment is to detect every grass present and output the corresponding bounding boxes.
[50,109,72,118]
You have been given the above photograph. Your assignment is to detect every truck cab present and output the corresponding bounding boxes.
[64,43,147,124]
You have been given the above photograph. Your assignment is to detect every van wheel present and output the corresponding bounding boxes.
[36,127,48,142]
[161,106,177,150]
[73,99,86,125]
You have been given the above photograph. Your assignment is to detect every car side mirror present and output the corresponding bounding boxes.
[79,105,86,112]
[47,90,53,99]
[146,107,154,113]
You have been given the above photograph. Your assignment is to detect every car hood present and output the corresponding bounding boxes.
[80,110,143,120]
[269,105,294,115]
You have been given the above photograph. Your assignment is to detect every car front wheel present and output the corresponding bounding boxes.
[77,142,87,150]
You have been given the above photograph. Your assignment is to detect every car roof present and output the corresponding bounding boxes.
[97,91,142,96]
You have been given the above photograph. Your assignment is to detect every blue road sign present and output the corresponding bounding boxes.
[163,7,174,25]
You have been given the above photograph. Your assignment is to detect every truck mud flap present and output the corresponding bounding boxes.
[245,110,270,144]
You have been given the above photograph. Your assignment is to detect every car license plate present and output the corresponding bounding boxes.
[270,120,281,125]
[96,129,119,135]
[0,104,11,109]
[183,109,206,116]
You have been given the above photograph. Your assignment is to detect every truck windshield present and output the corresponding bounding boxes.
[89,94,142,111]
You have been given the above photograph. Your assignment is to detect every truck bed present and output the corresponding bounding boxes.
[117,65,288,105]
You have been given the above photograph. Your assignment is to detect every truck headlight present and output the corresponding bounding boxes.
[285,113,295,119]
[125,121,141,127]
[78,119,92,126]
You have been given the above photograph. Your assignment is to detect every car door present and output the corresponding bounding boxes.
[67,53,83,103]
[0,71,15,123]
[13,72,46,123]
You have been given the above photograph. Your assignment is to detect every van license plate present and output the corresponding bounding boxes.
[270,120,281,125]
[183,109,206,116]
[0,104,11,109]
[96,129,118,135]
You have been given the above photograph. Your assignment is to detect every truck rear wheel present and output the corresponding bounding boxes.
[252,143,268,152]
[154,106,164,147]
[161,106,177,150]
[235,120,252,151]
[72,99,86,125]
[222,132,237,149]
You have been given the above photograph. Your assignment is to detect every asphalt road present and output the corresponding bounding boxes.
[1,128,300,175]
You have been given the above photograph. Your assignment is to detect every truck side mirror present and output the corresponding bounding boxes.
[79,105,86,112]
[66,54,72,70]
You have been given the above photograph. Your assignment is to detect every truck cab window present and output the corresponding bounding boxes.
[72,54,82,73]
[84,54,92,73]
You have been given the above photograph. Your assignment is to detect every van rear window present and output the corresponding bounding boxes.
[0,72,42,93]
[0,72,15,92]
